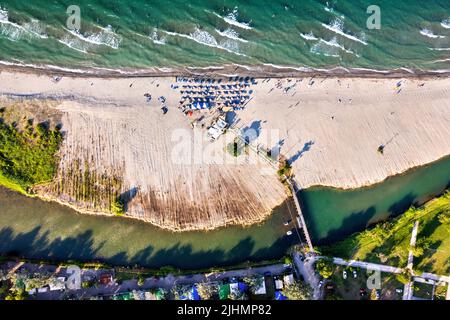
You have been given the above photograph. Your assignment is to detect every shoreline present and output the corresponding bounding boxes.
[1,154,448,234]
[300,154,450,192]
[1,63,450,80]
[31,191,293,233]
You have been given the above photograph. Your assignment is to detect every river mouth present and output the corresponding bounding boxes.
[299,156,450,245]
[0,156,449,269]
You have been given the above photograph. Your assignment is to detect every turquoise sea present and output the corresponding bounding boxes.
[0,0,449,74]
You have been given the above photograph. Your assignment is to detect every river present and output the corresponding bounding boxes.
[0,156,449,269]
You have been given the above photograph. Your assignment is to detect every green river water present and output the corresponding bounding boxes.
[0,156,449,269]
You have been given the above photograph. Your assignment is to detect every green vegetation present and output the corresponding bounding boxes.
[316,259,334,279]
[277,160,292,178]
[196,282,219,300]
[282,281,311,300]
[226,139,245,157]
[321,191,450,274]
[329,266,403,300]
[0,119,62,193]
[137,275,145,286]
[111,197,125,216]
[82,281,96,289]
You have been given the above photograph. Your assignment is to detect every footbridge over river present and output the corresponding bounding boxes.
[228,124,315,252]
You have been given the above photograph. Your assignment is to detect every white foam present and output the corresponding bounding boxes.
[420,28,446,39]
[57,37,89,53]
[65,25,122,49]
[319,37,358,56]
[212,7,252,30]
[23,19,48,39]
[300,32,318,41]
[0,59,89,73]
[163,28,247,56]
[262,63,312,72]
[310,36,359,58]
[428,47,450,51]
[441,18,450,29]
[321,19,367,45]
[149,28,166,45]
[0,8,48,41]
[430,57,450,64]
[324,2,345,19]
[215,28,248,43]
[0,7,28,41]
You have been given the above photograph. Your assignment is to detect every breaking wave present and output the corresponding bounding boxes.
[441,18,450,29]
[311,37,358,58]
[300,32,318,41]
[212,7,252,30]
[163,28,246,56]
[428,47,450,51]
[57,36,89,54]
[323,2,345,19]
[0,7,48,41]
[321,19,367,45]
[65,25,122,49]
[420,28,446,39]
[149,29,166,45]
[215,28,248,43]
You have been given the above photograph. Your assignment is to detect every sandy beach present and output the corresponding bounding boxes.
[0,69,449,230]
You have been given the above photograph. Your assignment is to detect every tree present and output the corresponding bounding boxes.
[396,269,412,285]
[370,289,379,300]
[229,290,248,300]
[5,288,28,300]
[243,277,264,294]
[111,197,125,215]
[316,259,333,279]
[282,281,311,300]
[284,256,293,265]
[438,212,450,224]
[137,275,146,286]
[196,282,218,300]
[412,239,431,258]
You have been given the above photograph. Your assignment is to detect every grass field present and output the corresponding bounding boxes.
[327,265,404,300]
[321,191,450,275]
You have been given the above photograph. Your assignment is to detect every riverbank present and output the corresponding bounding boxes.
[300,155,450,243]
[0,185,298,269]
[320,191,450,275]
[0,154,449,269]
[0,70,449,231]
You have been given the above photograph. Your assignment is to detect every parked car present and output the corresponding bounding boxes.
[395,288,403,294]
[343,270,347,279]
[352,270,357,278]
[318,280,324,288]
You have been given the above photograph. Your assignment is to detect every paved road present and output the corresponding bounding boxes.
[33,263,291,300]
[293,252,322,300]
[329,255,450,301]
[331,257,403,274]
[403,221,419,300]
